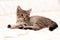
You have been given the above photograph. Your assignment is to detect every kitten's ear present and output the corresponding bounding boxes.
[27,9,32,14]
[17,6,22,13]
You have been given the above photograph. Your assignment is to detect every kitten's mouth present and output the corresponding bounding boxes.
[24,18,26,21]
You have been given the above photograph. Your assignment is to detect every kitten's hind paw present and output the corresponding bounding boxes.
[7,24,11,28]
[49,26,58,31]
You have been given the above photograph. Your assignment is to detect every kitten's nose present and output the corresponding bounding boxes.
[7,24,11,28]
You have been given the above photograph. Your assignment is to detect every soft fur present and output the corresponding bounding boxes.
[7,6,58,31]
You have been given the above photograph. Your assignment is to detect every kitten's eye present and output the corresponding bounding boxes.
[21,14,23,16]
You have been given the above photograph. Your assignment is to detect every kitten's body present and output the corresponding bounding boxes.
[23,16,58,31]
[8,6,58,31]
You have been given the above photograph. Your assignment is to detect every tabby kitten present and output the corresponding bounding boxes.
[8,6,58,31]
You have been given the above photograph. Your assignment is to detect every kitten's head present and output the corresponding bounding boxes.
[17,6,31,21]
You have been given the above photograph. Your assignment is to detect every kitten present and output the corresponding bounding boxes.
[8,6,58,31]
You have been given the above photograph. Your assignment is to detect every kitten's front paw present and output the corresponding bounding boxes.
[24,27,33,30]
[7,24,11,28]
[18,27,23,29]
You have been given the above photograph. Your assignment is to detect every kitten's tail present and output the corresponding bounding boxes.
[49,22,58,31]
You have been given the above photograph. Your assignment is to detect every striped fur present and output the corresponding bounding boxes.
[8,6,58,31]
